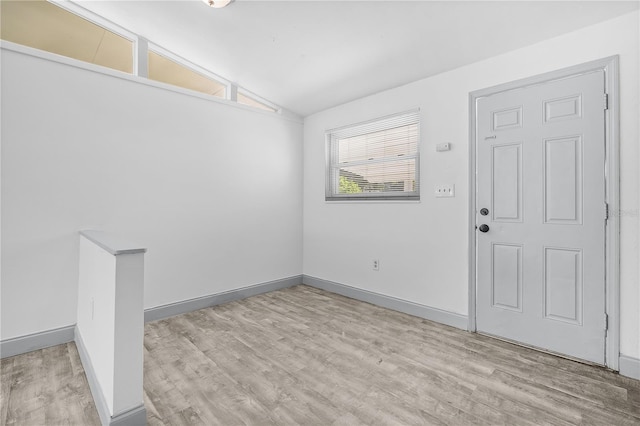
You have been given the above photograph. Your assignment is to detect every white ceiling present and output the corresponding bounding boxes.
[76,0,639,117]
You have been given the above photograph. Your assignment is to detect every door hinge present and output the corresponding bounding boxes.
[604,93,609,110]
[604,313,609,331]
[605,202,609,220]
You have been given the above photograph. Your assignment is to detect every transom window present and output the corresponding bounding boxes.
[326,110,420,201]
[0,0,133,74]
[1,1,279,113]
[148,49,227,99]
[237,91,278,113]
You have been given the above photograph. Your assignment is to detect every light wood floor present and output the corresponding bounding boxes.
[1,343,100,425]
[2,285,639,425]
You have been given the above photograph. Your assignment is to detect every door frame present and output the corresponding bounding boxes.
[468,56,620,370]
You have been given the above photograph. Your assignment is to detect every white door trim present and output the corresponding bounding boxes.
[468,56,620,370]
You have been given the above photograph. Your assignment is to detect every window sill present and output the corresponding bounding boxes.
[325,199,421,204]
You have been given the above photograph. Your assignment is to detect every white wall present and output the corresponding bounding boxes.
[1,47,303,340]
[303,11,640,358]
[112,252,145,416]
[77,237,117,413]
[77,234,145,417]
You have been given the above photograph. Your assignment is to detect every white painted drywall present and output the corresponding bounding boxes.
[0,47,303,340]
[303,11,640,359]
[77,234,145,417]
[77,236,117,414]
[112,251,145,416]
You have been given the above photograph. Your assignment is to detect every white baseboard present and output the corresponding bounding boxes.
[302,275,468,330]
[109,405,147,426]
[1,276,303,359]
[619,354,640,380]
[144,275,303,322]
[0,325,75,359]
[75,327,146,426]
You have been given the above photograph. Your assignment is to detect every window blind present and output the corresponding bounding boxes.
[326,110,420,201]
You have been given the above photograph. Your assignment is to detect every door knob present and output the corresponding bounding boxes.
[479,224,490,233]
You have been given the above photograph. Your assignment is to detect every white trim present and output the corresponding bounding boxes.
[80,230,147,256]
[147,42,231,98]
[468,90,478,333]
[468,56,621,370]
[75,328,112,425]
[109,405,146,426]
[303,275,468,330]
[0,40,135,80]
[0,277,301,360]
[27,1,285,119]
[75,328,147,426]
[325,109,421,201]
[603,57,621,372]
[326,108,421,138]
[49,0,137,42]
[0,325,75,359]
[134,37,148,78]
[229,84,239,102]
[144,276,302,322]
[237,87,281,114]
[325,200,421,205]
[47,0,138,79]
[619,355,640,380]
[0,41,302,124]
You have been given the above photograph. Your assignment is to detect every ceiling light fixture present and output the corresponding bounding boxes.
[202,0,232,8]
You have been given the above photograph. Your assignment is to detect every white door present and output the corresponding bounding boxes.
[476,71,607,364]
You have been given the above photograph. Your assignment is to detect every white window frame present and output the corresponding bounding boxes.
[325,109,421,201]
[48,0,140,73]
[147,43,231,99]
[237,88,281,113]
[25,1,280,113]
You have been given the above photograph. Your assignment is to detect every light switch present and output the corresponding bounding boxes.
[435,184,455,197]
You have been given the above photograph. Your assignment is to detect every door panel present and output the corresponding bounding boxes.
[492,143,523,222]
[492,243,523,312]
[544,136,582,224]
[476,71,606,364]
[493,106,523,130]
[544,247,583,325]
[544,95,582,123]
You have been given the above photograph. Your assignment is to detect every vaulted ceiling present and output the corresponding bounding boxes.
[76,0,638,117]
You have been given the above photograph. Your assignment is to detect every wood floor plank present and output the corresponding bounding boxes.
[2,284,639,425]
[1,342,100,426]
[0,356,14,425]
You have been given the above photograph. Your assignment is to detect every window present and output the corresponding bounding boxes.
[0,0,133,73]
[1,1,279,113]
[326,110,420,201]
[237,91,278,113]
[148,49,227,99]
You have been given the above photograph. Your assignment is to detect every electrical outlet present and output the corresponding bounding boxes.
[373,259,380,271]
[435,184,455,198]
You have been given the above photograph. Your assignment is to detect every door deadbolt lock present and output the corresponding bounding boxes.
[480,208,489,216]
[479,224,490,233]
